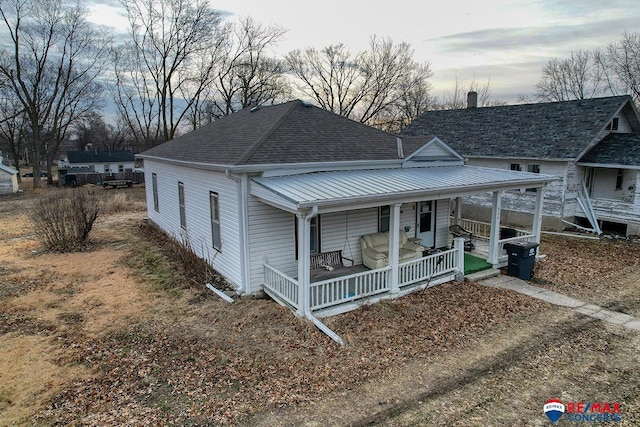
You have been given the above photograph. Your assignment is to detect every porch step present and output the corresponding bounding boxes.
[465,268,501,282]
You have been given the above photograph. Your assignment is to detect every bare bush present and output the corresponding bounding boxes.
[99,191,146,214]
[32,189,100,252]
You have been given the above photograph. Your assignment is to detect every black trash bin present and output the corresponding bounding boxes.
[504,241,539,280]
[500,227,518,240]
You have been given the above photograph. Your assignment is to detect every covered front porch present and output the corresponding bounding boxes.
[251,167,555,331]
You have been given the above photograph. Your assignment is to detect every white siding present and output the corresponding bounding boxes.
[143,160,242,287]
[465,158,567,218]
[435,199,450,248]
[247,196,298,292]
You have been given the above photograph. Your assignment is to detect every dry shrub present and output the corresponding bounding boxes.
[99,191,146,214]
[32,189,99,252]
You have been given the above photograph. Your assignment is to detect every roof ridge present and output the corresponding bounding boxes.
[237,101,300,165]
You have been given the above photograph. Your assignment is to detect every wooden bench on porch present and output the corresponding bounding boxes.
[310,250,355,281]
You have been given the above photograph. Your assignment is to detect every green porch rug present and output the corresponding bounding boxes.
[464,253,493,275]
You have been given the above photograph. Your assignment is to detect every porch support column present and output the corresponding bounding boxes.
[296,207,316,316]
[389,203,402,294]
[454,197,462,225]
[487,190,504,265]
[532,185,545,245]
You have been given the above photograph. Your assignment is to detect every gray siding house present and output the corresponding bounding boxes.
[402,95,640,236]
[138,100,554,340]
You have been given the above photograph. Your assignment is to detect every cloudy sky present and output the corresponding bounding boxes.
[88,0,640,103]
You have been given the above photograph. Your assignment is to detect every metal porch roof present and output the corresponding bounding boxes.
[251,165,556,212]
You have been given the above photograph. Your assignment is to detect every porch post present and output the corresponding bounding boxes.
[454,237,466,281]
[454,197,462,225]
[296,210,312,316]
[487,190,503,265]
[532,185,545,245]
[389,203,402,294]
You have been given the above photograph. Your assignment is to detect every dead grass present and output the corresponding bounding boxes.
[1,191,639,425]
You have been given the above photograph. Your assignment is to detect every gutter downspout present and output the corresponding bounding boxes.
[226,170,250,294]
[298,205,344,346]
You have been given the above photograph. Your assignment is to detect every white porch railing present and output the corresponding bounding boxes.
[452,217,530,239]
[398,248,457,287]
[264,246,464,313]
[497,234,537,257]
[263,264,299,310]
[309,266,391,311]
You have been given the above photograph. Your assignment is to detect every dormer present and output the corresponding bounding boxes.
[402,136,464,167]
[605,114,632,133]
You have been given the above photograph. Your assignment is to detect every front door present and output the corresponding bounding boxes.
[416,201,435,247]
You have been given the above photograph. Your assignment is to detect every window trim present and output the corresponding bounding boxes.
[615,168,624,190]
[152,173,159,212]
[210,191,222,252]
[378,205,390,232]
[294,214,321,259]
[178,181,186,229]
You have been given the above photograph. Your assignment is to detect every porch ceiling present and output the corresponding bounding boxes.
[251,165,556,213]
[250,165,557,212]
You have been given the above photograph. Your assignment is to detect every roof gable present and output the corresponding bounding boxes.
[139,100,403,167]
[402,96,636,160]
[403,136,464,163]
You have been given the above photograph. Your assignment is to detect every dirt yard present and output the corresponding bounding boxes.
[1,187,639,426]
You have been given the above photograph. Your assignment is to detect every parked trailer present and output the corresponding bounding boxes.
[103,179,133,189]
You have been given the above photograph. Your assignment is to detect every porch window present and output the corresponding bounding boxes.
[178,182,186,229]
[510,163,523,171]
[294,214,321,258]
[378,205,390,232]
[210,192,221,251]
[616,169,624,190]
[118,164,124,173]
[152,173,159,212]
[526,164,540,192]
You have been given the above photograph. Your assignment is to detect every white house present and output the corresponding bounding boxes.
[67,150,135,175]
[0,163,19,194]
[403,94,640,236]
[138,101,555,342]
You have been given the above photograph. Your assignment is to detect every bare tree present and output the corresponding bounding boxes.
[600,32,640,104]
[535,50,608,102]
[286,36,433,131]
[196,16,289,124]
[114,0,226,147]
[433,76,501,109]
[74,112,131,152]
[0,89,28,179]
[0,0,111,188]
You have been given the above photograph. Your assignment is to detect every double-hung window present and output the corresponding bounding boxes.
[210,192,221,251]
[178,182,186,229]
[152,173,159,212]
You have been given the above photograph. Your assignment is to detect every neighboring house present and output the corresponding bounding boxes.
[402,94,640,236]
[138,100,554,339]
[0,163,19,194]
[67,150,135,174]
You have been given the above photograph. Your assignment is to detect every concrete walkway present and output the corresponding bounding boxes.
[480,274,640,332]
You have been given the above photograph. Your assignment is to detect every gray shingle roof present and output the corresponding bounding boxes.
[579,133,640,167]
[402,96,636,160]
[68,150,134,163]
[139,100,403,166]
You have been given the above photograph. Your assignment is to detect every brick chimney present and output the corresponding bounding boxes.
[467,91,478,108]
